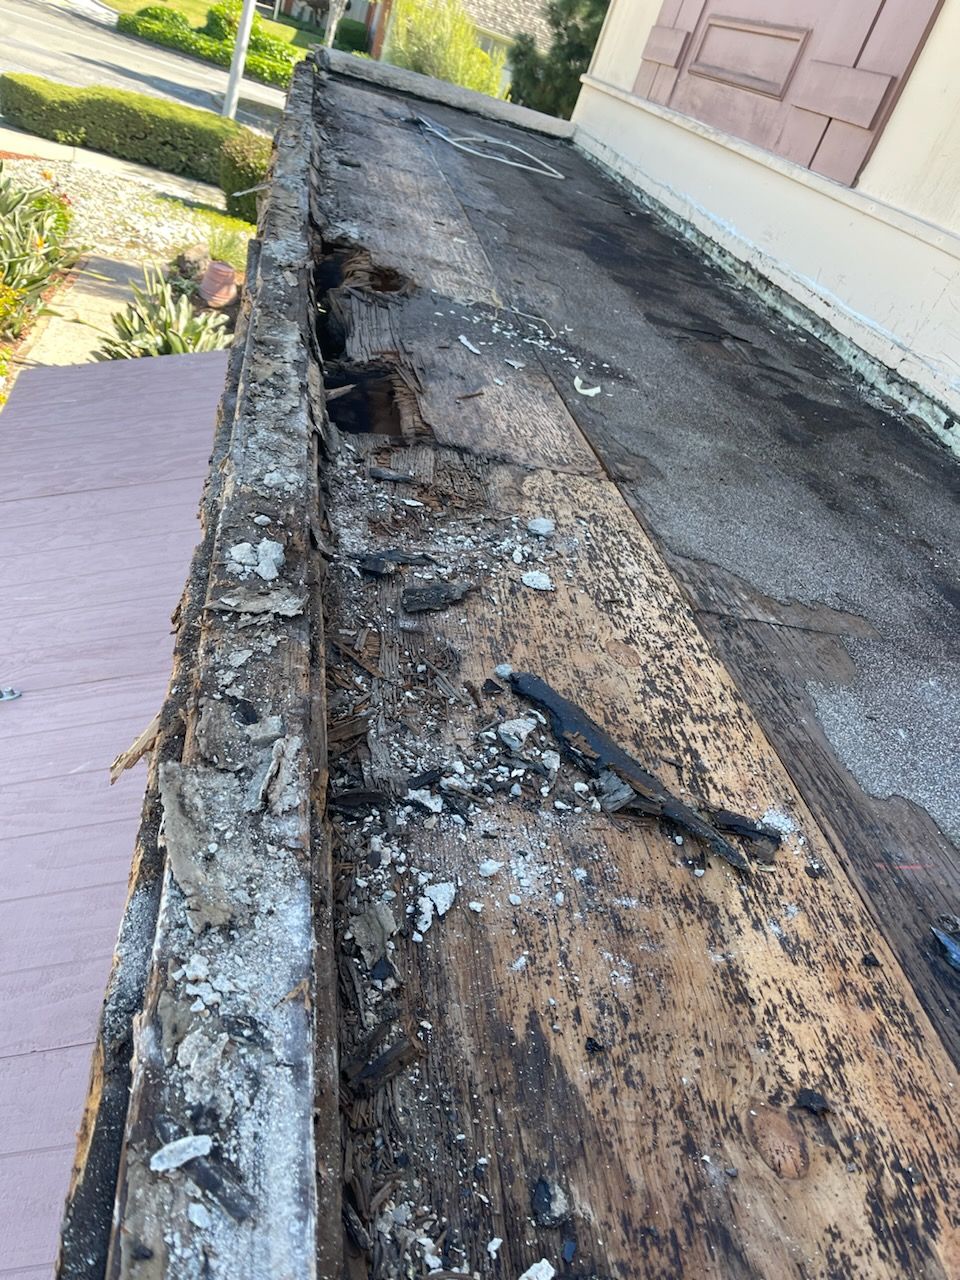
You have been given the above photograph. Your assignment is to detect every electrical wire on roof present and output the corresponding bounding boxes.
[416,116,565,179]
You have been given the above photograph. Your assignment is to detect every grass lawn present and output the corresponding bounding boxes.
[103,0,324,52]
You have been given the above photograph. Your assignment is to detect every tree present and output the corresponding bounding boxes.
[385,0,506,99]
[510,0,607,120]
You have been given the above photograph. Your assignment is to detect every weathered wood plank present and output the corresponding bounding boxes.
[315,65,960,1279]
[325,447,960,1279]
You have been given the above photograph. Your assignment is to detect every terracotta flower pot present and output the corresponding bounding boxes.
[198,260,238,308]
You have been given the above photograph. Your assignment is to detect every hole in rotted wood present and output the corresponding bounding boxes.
[324,366,404,437]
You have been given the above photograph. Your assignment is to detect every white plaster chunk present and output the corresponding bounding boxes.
[526,516,555,537]
[498,718,537,752]
[149,1133,213,1173]
[407,787,443,813]
[518,1262,556,1280]
[255,538,285,581]
[416,896,435,934]
[425,881,456,916]
[521,570,554,592]
[188,1201,213,1229]
[478,859,504,878]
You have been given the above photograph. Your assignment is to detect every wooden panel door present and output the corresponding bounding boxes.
[634,0,945,185]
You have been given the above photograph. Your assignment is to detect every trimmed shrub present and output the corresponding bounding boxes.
[335,18,369,53]
[220,130,273,223]
[0,74,245,183]
[119,2,297,90]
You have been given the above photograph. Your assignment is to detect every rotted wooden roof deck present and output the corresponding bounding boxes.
[59,56,960,1280]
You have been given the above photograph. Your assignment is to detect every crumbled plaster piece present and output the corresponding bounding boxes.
[494,663,513,679]
[458,334,481,354]
[187,1202,213,1229]
[518,1261,556,1280]
[498,718,537,752]
[254,734,303,815]
[478,859,504,878]
[416,896,435,934]
[488,1238,504,1258]
[541,750,561,777]
[254,538,285,581]
[408,787,443,814]
[527,517,555,537]
[761,808,798,837]
[425,882,456,916]
[149,1133,213,1173]
[522,570,554,592]
[213,587,305,617]
[469,901,484,913]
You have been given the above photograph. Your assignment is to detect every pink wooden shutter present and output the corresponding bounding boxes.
[632,0,945,186]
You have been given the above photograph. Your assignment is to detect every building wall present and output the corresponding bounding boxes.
[572,0,960,449]
[857,0,960,236]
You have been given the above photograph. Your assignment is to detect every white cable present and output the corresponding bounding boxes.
[417,116,565,180]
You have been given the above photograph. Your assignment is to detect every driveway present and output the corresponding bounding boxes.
[0,0,288,129]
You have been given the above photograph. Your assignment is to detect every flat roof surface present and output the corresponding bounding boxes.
[0,352,226,1277]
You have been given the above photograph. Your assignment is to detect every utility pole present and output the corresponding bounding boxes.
[222,0,258,120]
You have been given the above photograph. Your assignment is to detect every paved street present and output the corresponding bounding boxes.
[0,0,288,129]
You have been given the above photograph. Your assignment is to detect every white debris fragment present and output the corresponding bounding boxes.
[761,807,798,837]
[226,541,257,570]
[407,787,444,813]
[458,334,481,355]
[541,749,561,777]
[469,900,484,913]
[522,570,554,592]
[494,663,513,679]
[518,1261,556,1280]
[254,538,285,581]
[509,893,522,906]
[526,516,555,537]
[573,376,601,397]
[504,357,525,369]
[488,1237,504,1258]
[188,1201,213,1229]
[498,718,537,751]
[149,1134,213,1173]
[416,896,435,934]
[511,954,529,972]
[479,859,504,878]
[426,881,456,915]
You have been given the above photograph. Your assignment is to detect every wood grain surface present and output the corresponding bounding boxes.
[316,67,960,1280]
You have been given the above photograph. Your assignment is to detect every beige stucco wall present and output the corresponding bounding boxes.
[573,0,960,449]
[588,0,657,91]
[857,0,960,236]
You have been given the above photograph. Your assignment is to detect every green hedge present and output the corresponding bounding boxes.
[0,74,243,184]
[118,3,297,90]
[220,129,272,223]
[336,18,369,53]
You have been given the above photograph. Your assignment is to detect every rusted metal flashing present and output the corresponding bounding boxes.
[57,59,332,1280]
